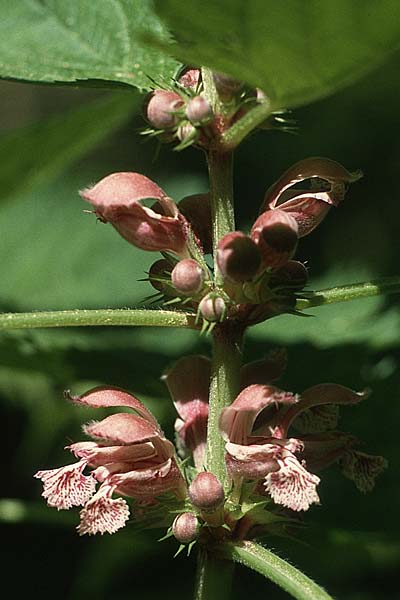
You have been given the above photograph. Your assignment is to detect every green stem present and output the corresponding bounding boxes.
[222,541,333,600]
[205,325,243,484]
[218,100,272,150]
[207,150,235,285]
[296,276,400,311]
[194,547,234,600]
[0,308,197,330]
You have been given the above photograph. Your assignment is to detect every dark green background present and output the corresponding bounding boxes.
[1,52,399,599]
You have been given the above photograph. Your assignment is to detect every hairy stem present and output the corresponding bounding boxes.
[219,100,272,150]
[194,547,234,600]
[296,275,400,310]
[0,309,197,330]
[222,541,333,600]
[206,324,243,483]
[207,150,235,285]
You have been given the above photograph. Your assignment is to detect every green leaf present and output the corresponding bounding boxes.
[154,0,400,109]
[0,93,137,203]
[0,0,178,90]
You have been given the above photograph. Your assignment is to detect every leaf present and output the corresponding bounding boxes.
[154,0,400,109]
[0,93,138,203]
[0,0,178,90]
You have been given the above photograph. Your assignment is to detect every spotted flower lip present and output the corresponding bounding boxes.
[80,172,190,255]
[219,372,386,513]
[35,386,186,535]
[260,157,362,237]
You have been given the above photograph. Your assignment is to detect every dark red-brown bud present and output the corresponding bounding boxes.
[171,259,205,295]
[186,96,213,125]
[148,259,173,293]
[189,472,224,512]
[145,90,184,130]
[172,512,199,544]
[250,209,298,268]
[217,231,261,282]
[199,294,226,322]
[270,260,309,289]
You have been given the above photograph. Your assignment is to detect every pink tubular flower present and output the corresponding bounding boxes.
[260,157,362,237]
[163,355,210,469]
[80,172,190,256]
[220,369,386,512]
[35,386,186,535]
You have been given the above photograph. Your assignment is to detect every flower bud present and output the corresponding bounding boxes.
[186,96,213,125]
[178,67,201,90]
[270,260,308,289]
[250,209,298,268]
[148,259,173,293]
[144,90,184,130]
[172,512,200,544]
[177,122,198,144]
[189,472,224,512]
[217,231,261,282]
[199,294,226,322]
[171,259,205,295]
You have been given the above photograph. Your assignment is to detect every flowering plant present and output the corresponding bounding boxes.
[1,3,399,600]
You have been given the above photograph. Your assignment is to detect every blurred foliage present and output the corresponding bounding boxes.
[154,0,400,109]
[1,37,400,600]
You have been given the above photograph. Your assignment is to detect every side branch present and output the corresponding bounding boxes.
[296,276,400,311]
[0,309,197,330]
[222,541,333,600]
[218,100,272,150]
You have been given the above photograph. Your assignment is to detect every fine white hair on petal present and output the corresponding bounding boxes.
[77,485,130,535]
[264,454,320,511]
[34,460,96,510]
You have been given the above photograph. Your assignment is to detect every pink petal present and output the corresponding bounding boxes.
[240,348,287,389]
[66,386,160,429]
[278,384,368,437]
[77,484,130,535]
[80,172,189,255]
[265,453,320,511]
[34,460,96,510]
[69,440,158,467]
[112,459,186,500]
[219,384,298,444]
[83,413,160,445]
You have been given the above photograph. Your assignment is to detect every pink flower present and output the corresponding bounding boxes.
[80,172,190,256]
[220,367,386,512]
[163,355,210,469]
[260,157,362,237]
[35,386,186,535]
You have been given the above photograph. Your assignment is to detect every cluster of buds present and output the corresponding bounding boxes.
[142,67,293,151]
[35,351,386,541]
[80,155,361,329]
[215,157,362,323]
[143,68,214,150]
